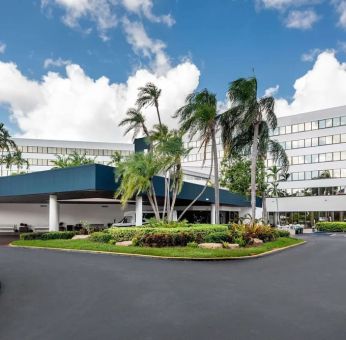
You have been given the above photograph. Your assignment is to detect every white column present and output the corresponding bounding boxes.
[49,195,59,231]
[135,196,143,226]
[211,204,216,225]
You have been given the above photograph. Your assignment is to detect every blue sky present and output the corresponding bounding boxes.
[0,0,346,142]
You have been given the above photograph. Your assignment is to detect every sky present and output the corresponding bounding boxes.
[0,0,346,142]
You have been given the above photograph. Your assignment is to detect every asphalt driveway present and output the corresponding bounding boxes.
[1,234,346,340]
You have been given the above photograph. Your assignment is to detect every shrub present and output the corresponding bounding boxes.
[20,231,76,241]
[40,231,76,240]
[276,229,290,238]
[90,232,112,243]
[20,232,45,240]
[133,232,194,247]
[244,224,277,243]
[204,231,231,243]
[315,222,346,232]
[146,218,190,228]
[187,242,198,248]
[106,225,228,243]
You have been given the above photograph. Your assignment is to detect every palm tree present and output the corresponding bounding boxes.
[136,82,163,127]
[0,123,17,175]
[175,89,220,224]
[119,108,150,139]
[267,165,289,226]
[12,149,29,173]
[223,77,278,225]
[52,151,95,168]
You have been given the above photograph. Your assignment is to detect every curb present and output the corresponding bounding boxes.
[9,240,306,261]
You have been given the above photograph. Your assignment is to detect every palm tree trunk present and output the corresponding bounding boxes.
[162,173,168,220]
[211,128,220,224]
[178,157,214,221]
[262,191,267,224]
[250,122,260,225]
[169,164,181,221]
[155,102,162,127]
[147,192,160,220]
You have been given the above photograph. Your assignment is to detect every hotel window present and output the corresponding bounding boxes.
[304,122,311,131]
[286,125,292,134]
[305,155,312,164]
[342,151,346,160]
[311,137,318,147]
[285,141,291,150]
[279,126,286,135]
[341,116,346,125]
[42,147,48,153]
[292,140,299,149]
[334,152,341,161]
[298,172,305,180]
[292,156,299,165]
[22,146,28,153]
[298,123,304,132]
[319,136,326,145]
[341,134,346,143]
[326,118,333,128]
[325,136,333,145]
[273,128,279,136]
[312,154,319,163]
[319,154,326,162]
[305,172,312,180]
[48,147,57,154]
[333,134,341,144]
[311,121,318,130]
[326,153,333,162]
[333,117,340,126]
[292,124,298,133]
[298,139,305,148]
[292,173,299,181]
[319,120,326,129]
[305,138,312,147]
[342,169,346,178]
[312,171,319,179]
[334,169,341,178]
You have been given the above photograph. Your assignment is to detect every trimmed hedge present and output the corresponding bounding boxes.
[204,231,231,243]
[106,225,229,243]
[133,232,194,247]
[90,232,112,243]
[20,231,76,241]
[276,230,290,238]
[315,222,346,232]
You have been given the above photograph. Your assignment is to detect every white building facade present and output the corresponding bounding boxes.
[0,138,134,176]
[266,105,346,227]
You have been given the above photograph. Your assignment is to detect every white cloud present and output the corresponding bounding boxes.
[43,57,71,68]
[275,51,346,116]
[264,85,280,97]
[301,48,322,62]
[285,9,320,29]
[41,0,118,41]
[121,0,175,26]
[41,0,174,40]
[333,0,346,27]
[0,42,6,54]
[122,18,170,74]
[0,60,200,142]
[258,0,316,10]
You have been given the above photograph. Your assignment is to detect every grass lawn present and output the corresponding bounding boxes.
[11,237,304,259]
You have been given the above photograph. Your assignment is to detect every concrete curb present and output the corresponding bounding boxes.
[9,240,306,261]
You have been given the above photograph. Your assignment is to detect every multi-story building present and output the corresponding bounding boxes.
[266,105,346,227]
[0,138,134,176]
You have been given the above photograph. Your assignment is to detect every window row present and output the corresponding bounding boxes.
[279,186,346,197]
[16,146,132,157]
[270,115,346,136]
[267,151,346,167]
[25,159,112,166]
[289,169,346,181]
[183,150,224,162]
[278,133,346,150]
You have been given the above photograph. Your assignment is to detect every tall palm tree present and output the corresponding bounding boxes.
[0,123,17,176]
[267,165,289,226]
[11,149,29,173]
[223,77,278,225]
[136,82,163,127]
[175,89,220,224]
[119,108,150,139]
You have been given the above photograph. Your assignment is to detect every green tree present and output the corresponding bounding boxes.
[0,123,19,176]
[52,151,95,168]
[175,89,220,224]
[220,157,266,197]
[136,82,163,127]
[119,108,150,140]
[222,77,280,224]
[267,165,289,226]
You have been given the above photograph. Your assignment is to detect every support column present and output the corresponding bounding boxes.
[135,196,143,226]
[49,195,59,231]
[211,204,216,225]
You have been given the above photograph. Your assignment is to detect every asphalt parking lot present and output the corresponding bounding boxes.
[1,233,346,340]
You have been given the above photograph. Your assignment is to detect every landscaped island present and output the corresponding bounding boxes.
[12,222,304,259]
